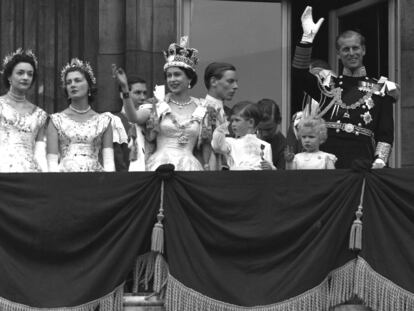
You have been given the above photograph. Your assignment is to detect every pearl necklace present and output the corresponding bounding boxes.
[7,91,26,103]
[69,104,91,114]
[169,97,193,109]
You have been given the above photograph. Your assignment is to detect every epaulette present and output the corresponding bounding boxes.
[376,76,400,101]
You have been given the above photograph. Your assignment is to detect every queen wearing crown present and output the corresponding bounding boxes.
[113,37,207,171]
[46,58,115,172]
[0,48,48,172]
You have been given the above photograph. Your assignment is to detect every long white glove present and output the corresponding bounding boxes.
[47,154,59,172]
[372,158,386,169]
[34,141,48,172]
[301,6,324,43]
[103,147,115,172]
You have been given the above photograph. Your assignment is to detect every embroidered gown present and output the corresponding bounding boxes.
[50,112,112,172]
[0,97,47,172]
[146,99,206,171]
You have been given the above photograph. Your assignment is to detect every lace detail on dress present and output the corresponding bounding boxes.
[0,98,47,172]
[50,112,111,172]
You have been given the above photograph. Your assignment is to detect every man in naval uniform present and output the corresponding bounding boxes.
[292,6,398,169]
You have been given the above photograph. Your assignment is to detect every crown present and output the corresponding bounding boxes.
[163,36,199,72]
[60,58,96,86]
[2,48,38,70]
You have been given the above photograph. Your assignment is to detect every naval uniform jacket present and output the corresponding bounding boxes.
[292,43,395,168]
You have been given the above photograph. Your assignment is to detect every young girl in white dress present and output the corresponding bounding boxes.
[286,116,337,170]
[211,101,275,170]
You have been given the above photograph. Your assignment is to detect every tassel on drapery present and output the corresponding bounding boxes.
[133,165,172,298]
[0,284,123,311]
[151,180,165,254]
[349,178,366,251]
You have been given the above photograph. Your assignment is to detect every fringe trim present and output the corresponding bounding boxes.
[354,257,414,311]
[165,273,330,311]
[133,251,157,292]
[0,284,124,311]
[133,251,169,298]
[328,259,358,307]
[166,258,414,311]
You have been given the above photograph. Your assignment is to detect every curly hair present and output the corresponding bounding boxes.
[298,117,328,144]
[2,53,38,89]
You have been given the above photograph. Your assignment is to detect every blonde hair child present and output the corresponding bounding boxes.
[286,117,336,169]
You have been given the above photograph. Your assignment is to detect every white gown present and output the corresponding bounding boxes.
[146,99,206,171]
[0,97,47,172]
[50,112,112,172]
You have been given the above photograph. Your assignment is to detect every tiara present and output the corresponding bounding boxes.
[2,48,38,70]
[60,58,96,86]
[163,36,199,72]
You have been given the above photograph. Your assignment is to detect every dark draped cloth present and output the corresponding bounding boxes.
[163,169,414,310]
[0,169,413,311]
[0,172,158,309]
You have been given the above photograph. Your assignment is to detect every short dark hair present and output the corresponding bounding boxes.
[128,76,147,88]
[257,98,281,125]
[2,54,38,89]
[63,68,97,102]
[335,30,366,51]
[204,62,236,89]
[164,66,198,88]
[230,100,262,127]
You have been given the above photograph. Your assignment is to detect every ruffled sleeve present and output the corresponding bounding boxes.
[97,112,113,135]
[156,101,171,118]
[50,113,63,133]
[325,152,337,169]
[36,108,48,128]
[192,98,207,122]
[107,113,128,144]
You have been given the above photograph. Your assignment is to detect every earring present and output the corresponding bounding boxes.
[188,84,191,89]
[88,91,91,97]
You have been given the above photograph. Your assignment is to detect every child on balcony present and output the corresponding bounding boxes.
[286,116,337,169]
[211,101,275,170]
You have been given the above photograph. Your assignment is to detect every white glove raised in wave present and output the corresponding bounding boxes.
[301,6,325,44]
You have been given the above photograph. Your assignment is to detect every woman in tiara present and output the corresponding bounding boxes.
[113,37,208,171]
[46,58,115,172]
[0,48,48,172]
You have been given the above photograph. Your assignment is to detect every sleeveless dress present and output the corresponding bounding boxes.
[0,97,47,172]
[146,99,206,171]
[50,112,112,172]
